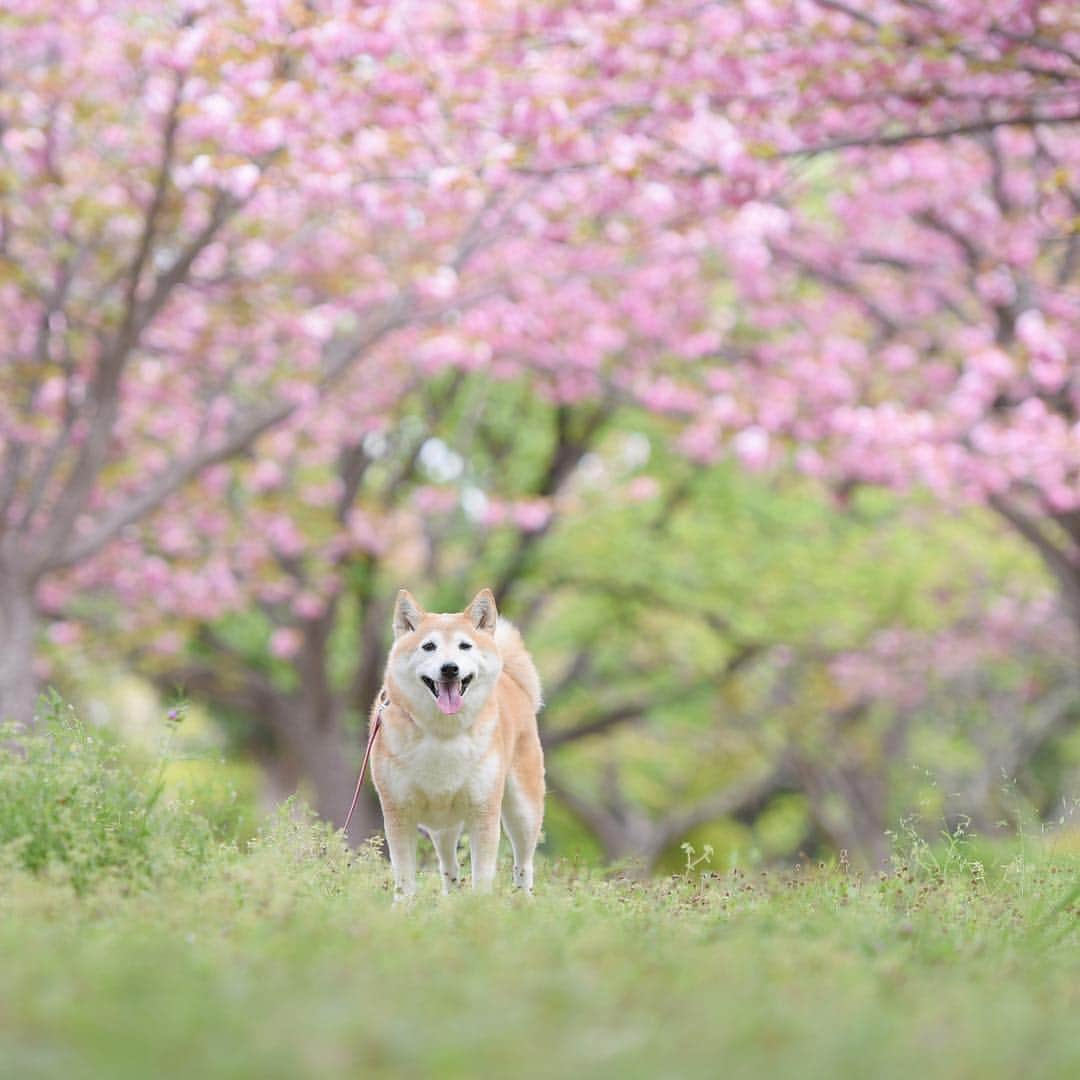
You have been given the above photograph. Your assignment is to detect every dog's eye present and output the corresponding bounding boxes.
[421,642,436,652]
[459,641,473,651]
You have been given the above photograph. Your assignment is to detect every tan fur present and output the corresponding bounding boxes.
[369,588,545,897]
[494,620,543,713]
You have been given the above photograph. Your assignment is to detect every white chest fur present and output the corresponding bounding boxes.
[382,722,501,830]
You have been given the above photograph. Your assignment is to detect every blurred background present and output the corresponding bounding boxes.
[2,0,1078,873]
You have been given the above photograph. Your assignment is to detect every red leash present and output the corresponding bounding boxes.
[342,689,388,836]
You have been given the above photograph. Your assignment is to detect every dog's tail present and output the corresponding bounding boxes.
[495,619,543,712]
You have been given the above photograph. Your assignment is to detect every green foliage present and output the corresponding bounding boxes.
[70,381,1071,870]
[520,418,1061,861]
[166,760,262,848]
[0,693,162,894]
[0,694,219,894]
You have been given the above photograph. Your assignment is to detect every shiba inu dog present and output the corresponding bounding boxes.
[369,588,545,898]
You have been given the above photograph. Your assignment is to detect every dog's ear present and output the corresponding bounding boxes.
[465,588,498,632]
[393,589,425,638]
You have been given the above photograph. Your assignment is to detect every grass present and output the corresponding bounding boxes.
[1,706,1079,1079]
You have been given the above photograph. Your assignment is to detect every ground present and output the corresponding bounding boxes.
[2,836,1079,1078]
[1,711,1078,1079]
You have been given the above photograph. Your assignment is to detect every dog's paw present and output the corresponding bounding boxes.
[439,874,465,897]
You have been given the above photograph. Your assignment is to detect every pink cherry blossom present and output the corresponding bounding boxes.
[269,628,302,661]
[0,0,1076,724]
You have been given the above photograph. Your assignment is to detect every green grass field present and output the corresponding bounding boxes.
[2,708,1079,1079]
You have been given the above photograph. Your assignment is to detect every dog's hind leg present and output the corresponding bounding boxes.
[501,765,543,892]
[431,824,463,893]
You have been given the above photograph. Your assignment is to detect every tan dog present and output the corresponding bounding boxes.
[369,588,545,898]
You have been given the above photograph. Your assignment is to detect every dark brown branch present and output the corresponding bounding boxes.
[810,0,881,30]
[913,209,981,269]
[43,394,293,572]
[116,75,185,352]
[653,762,791,851]
[782,111,1080,157]
[543,651,594,708]
[548,759,789,869]
[989,495,1080,632]
[35,190,242,569]
[543,648,761,750]
[492,402,612,606]
[545,769,630,859]
[43,301,416,572]
[778,248,900,334]
[335,444,373,525]
[542,702,646,750]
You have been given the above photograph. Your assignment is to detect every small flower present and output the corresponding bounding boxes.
[166,700,188,725]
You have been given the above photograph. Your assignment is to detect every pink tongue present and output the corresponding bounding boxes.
[436,681,463,715]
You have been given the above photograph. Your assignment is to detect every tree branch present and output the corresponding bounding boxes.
[778,248,900,334]
[544,768,631,858]
[493,401,613,605]
[542,702,646,750]
[116,74,185,352]
[653,762,791,851]
[42,300,417,572]
[34,190,242,569]
[989,495,1080,632]
[782,111,1080,157]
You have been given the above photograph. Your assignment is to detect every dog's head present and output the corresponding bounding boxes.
[386,588,503,729]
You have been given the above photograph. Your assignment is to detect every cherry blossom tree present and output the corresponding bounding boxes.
[90,381,630,838]
[4,0,1078,855]
[682,0,1080,639]
[1,0,779,731]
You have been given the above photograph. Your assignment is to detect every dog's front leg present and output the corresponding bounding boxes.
[384,811,419,900]
[468,810,502,893]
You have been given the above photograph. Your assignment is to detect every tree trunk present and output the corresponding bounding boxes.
[255,741,305,814]
[1059,514,1080,647]
[0,570,39,726]
[301,718,382,846]
[266,702,382,846]
[793,757,892,870]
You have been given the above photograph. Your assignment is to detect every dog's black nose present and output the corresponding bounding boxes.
[440,662,460,679]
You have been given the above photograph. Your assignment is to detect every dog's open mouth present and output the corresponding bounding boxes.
[420,674,474,716]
